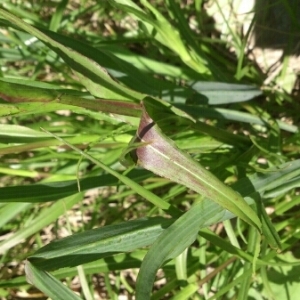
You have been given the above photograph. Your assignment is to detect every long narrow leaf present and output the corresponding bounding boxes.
[25,261,82,300]
[0,170,150,203]
[135,200,222,299]
[29,217,173,270]
[109,0,209,75]
[0,251,146,288]
[134,99,261,231]
[189,81,262,105]
[0,193,83,254]
[0,78,142,117]
[0,9,143,101]
[177,104,298,133]
[41,129,180,215]
[24,159,300,272]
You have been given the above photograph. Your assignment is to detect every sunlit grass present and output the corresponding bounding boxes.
[0,1,299,299]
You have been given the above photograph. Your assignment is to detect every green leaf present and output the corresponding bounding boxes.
[0,123,63,143]
[176,105,298,133]
[109,0,210,75]
[253,193,282,250]
[35,27,187,99]
[21,160,300,274]
[189,81,262,105]
[49,0,68,32]
[25,261,82,300]
[0,78,142,117]
[142,96,250,147]
[40,129,180,215]
[0,170,150,203]
[262,252,300,300]
[0,9,143,101]
[28,217,173,270]
[0,251,146,288]
[134,99,261,231]
[135,200,223,299]
[0,203,32,228]
[0,193,83,254]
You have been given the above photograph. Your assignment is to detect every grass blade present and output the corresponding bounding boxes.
[22,159,300,274]
[0,193,83,254]
[0,171,150,202]
[136,201,220,299]
[25,261,82,300]
[0,8,143,101]
[28,217,173,270]
[40,128,180,215]
[134,99,261,231]
[0,78,142,117]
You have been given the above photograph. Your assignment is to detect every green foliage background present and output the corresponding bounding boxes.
[0,1,300,299]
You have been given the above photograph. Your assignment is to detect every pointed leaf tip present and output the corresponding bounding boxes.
[134,100,261,232]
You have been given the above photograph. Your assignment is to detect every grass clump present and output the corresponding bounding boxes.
[0,1,299,299]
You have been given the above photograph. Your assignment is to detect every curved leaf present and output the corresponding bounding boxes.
[134,99,261,231]
[0,78,142,117]
[23,160,300,273]
[29,217,173,270]
[0,9,142,101]
[136,200,223,299]
[0,193,83,254]
[189,81,262,105]
[25,261,82,300]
